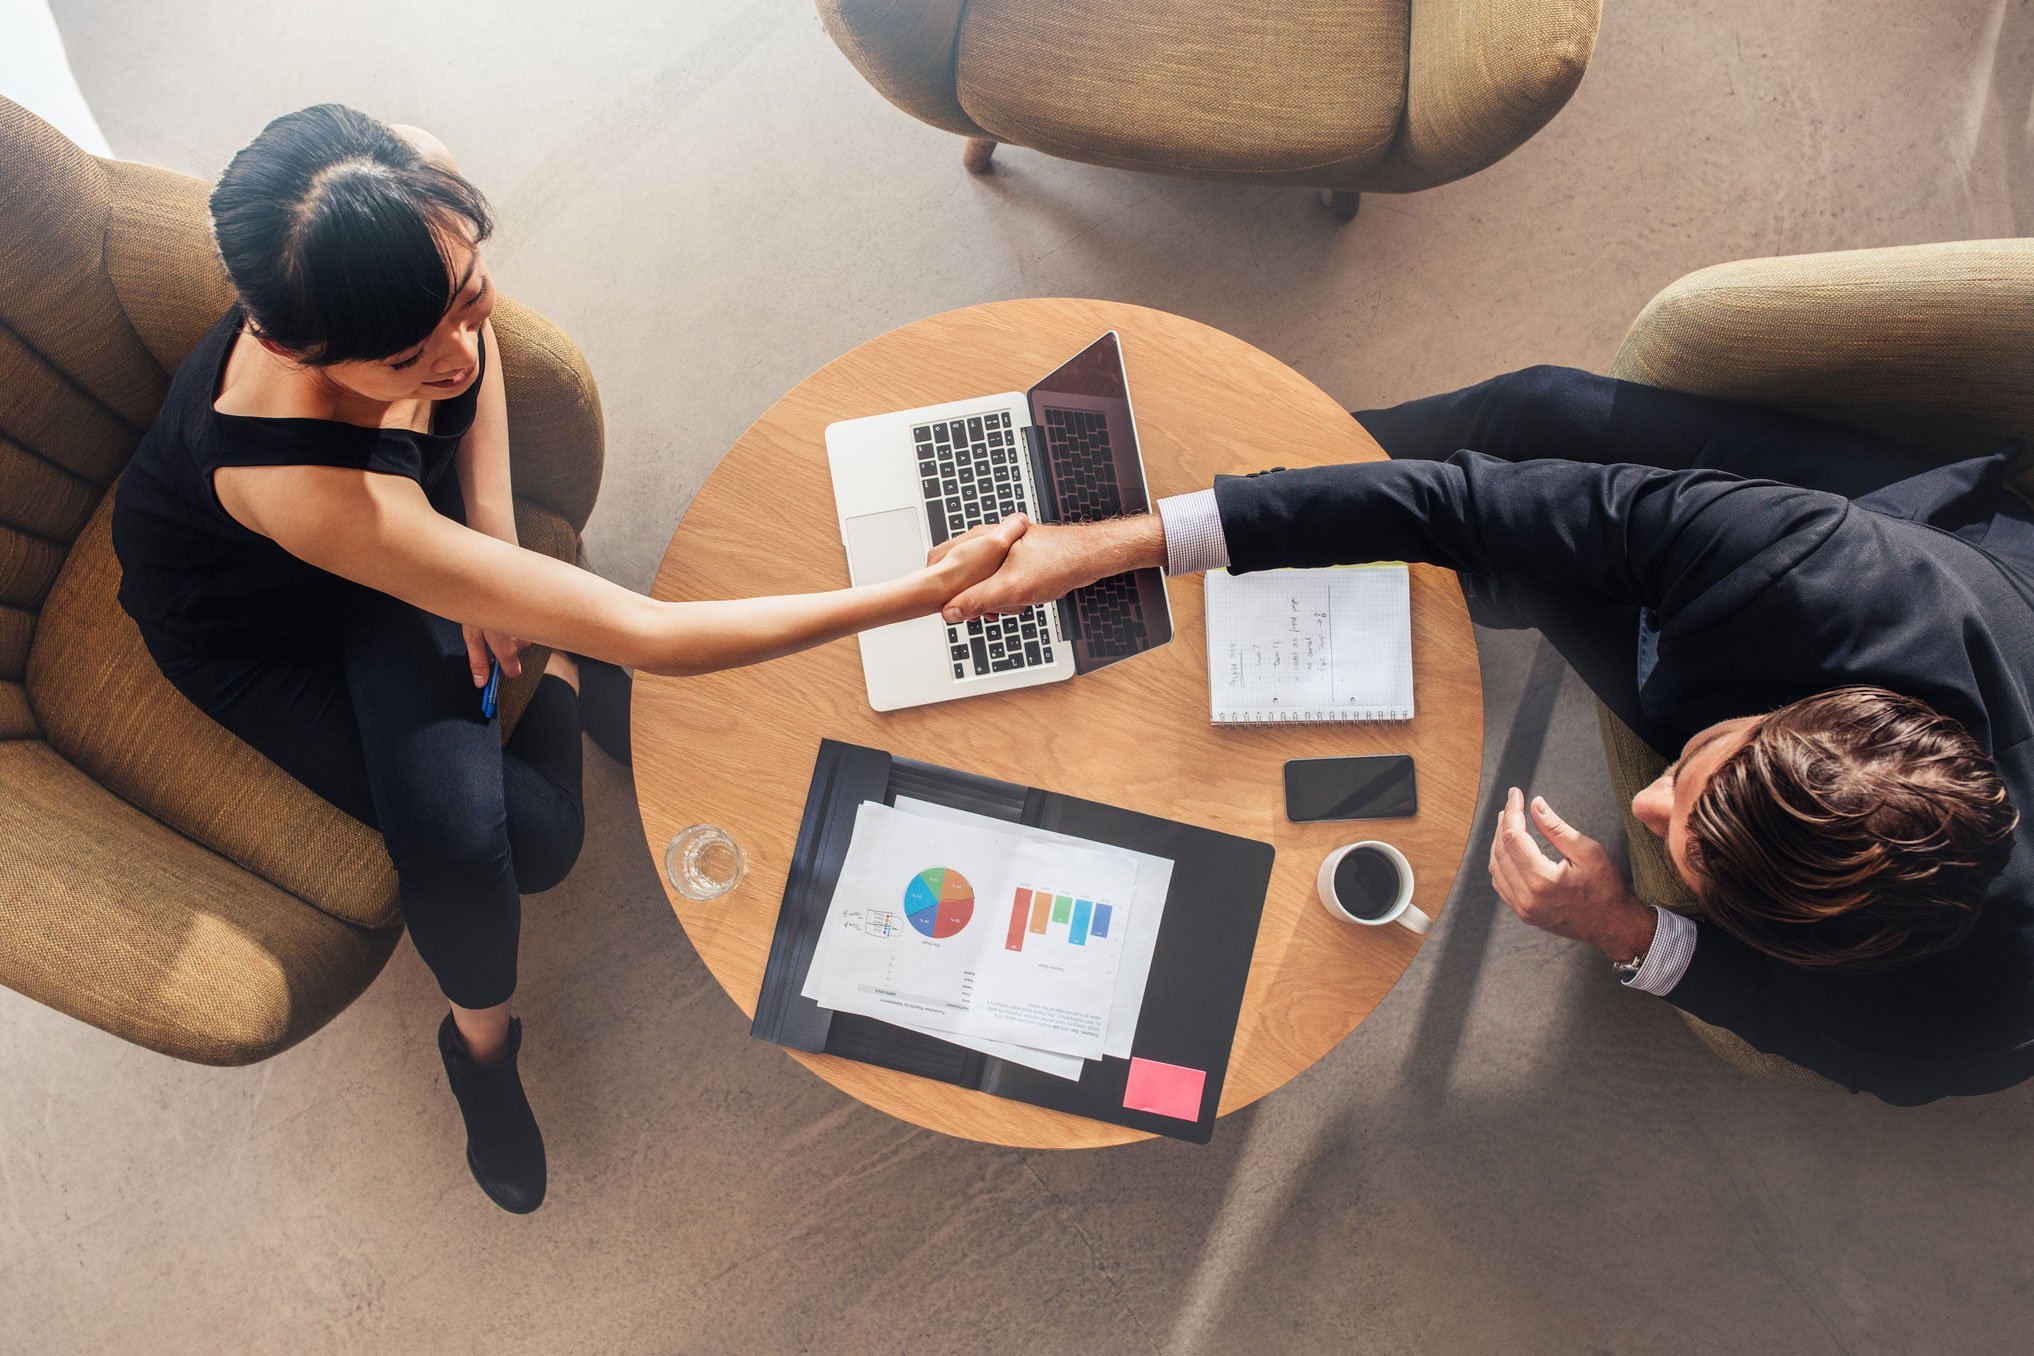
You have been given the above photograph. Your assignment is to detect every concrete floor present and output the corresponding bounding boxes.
[7,1,2034,1352]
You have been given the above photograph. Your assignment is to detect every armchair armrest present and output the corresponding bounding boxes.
[1367,0,1599,193]
[492,295,606,536]
[1596,706,1697,915]
[0,739,395,1064]
[816,0,987,139]
[1610,240,2034,458]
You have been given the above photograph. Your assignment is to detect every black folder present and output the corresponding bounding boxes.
[750,739,1276,1143]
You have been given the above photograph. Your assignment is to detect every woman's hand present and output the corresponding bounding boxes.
[462,622,526,687]
[926,514,1029,605]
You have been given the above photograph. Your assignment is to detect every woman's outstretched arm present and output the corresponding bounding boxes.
[216,464,1023,675]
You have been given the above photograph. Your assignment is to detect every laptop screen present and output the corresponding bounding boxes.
[1025,331,1148,518]
[1029,331,1128,405]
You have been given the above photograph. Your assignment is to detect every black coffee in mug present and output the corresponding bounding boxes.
[1332,846,1404,919]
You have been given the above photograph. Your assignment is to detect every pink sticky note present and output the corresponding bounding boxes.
[1123,1057,1207,1121]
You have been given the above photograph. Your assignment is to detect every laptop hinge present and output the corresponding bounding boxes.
[1020,422,1082,658]
[1020,423,1059,524]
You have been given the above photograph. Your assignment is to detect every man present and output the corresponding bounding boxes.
[935,367,2034,1104]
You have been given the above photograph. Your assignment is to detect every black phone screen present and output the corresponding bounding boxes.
[1283,755,1418,822]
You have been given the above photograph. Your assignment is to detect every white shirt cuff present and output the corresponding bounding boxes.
[1622,906,1697,996]
[1155,489,1230,575]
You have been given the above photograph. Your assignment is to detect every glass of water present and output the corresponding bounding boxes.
[665,824,746,902]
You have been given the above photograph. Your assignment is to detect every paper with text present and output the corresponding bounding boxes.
[802,801,1141,1059]
[1205,564,1413,723]
[889,797,1175,1078]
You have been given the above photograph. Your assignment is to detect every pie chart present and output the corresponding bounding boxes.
[903,867,975,939]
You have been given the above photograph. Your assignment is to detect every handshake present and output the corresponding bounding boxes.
[921,512,1168,623]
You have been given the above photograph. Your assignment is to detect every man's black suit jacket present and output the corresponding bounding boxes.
[1213,450,2034,1104]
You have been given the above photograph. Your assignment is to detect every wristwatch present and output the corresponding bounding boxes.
[1612,953,1646,981]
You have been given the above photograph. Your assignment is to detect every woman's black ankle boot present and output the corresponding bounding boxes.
[438,1013,547,1214]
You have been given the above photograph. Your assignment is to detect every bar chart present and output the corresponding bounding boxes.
[1003,885,1116,953]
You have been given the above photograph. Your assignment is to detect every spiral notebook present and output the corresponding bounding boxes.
[1204,564,1414,724]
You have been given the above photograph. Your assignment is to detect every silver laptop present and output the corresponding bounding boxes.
[826,332,1175,712]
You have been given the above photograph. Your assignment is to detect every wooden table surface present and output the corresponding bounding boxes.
[635,298,1483,1148]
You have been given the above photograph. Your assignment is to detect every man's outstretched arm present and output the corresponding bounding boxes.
[940,452,1852,623]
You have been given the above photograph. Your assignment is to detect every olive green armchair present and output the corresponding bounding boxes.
[1602,238,2034,1089]
[0,96,605,1065]
[817,0,1601,219]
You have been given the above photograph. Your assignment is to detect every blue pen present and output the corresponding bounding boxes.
[480,658,502,719]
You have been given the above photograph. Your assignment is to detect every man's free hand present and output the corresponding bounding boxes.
[930,514,1168,623]
[1488,788,1658,961]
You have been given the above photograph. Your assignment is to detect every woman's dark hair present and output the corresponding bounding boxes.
[208,104,493,365]
[1686,686,2018,970]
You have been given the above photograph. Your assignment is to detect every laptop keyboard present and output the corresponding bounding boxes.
[916,412,1027,546]
[951,611,1052,679]
[1040,406,1151,657]
[913,413,1057,681]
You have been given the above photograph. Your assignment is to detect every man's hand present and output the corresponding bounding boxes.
[1488,788,1657,961]
[463,623,526,687]
[924,514,1030,601]
[931,515,1167,623]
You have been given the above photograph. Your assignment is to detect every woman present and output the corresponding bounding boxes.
[110,105,1021,1213]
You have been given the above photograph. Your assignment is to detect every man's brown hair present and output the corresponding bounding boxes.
[1686,686,2018,969]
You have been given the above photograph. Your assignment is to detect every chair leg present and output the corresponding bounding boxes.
[1321,189,1360,222]
[963,137,998,174]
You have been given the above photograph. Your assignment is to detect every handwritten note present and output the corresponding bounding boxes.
[1204,565,1413,723]
[1218,575,1338,705]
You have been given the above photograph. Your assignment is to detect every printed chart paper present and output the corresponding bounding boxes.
[892,797,1173,1068]
[803,801,1141,1059]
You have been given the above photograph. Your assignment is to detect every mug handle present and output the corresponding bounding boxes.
[1397,903,1433,935]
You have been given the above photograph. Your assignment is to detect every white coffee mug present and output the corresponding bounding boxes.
[1316,841,1429,934]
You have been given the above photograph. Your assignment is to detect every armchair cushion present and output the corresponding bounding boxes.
[27,494,401,931]
[24,492,585,932]
[955,0,1408,183]
[1610,240,2034,468]
[0,739,397,1066]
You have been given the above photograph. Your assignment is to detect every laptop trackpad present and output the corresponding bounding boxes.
[843,508,928,586]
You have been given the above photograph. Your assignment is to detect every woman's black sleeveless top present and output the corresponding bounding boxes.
[112,308,482,666]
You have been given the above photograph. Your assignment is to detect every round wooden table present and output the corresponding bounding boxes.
[635,299,1483,1148]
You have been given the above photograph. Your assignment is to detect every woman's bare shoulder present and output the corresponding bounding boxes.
[215,461,430,545]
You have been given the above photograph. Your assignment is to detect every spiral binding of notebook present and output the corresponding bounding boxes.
[1203,565,1414,725]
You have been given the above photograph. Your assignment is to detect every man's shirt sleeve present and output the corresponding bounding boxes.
[1622,907,1697,996]
[1156,489,1230,575]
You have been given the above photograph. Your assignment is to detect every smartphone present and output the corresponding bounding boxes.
[1283,755,1418,822]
